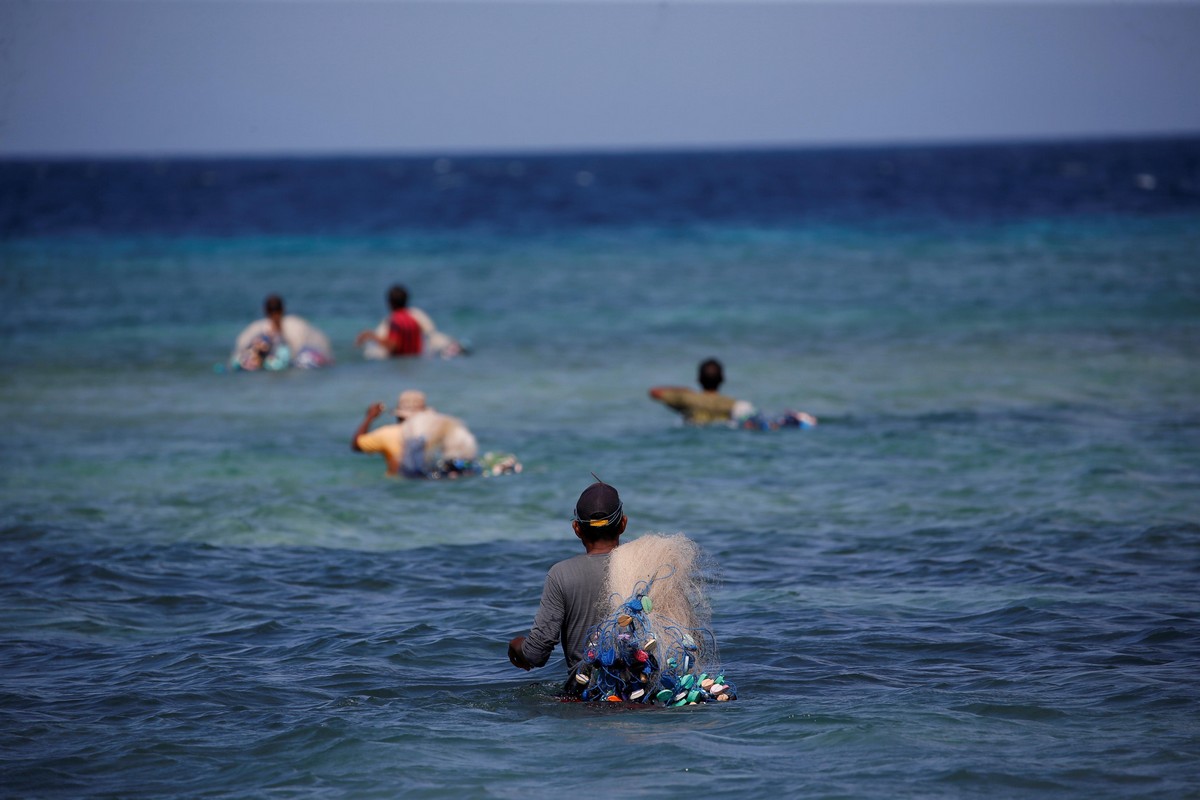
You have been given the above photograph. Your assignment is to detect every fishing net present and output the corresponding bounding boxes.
[570,533,738,706]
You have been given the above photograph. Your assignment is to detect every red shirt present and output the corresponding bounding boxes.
[388,309,423,356]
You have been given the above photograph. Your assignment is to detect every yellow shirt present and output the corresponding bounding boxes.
[356,413,478,472]
[355,423,405,462]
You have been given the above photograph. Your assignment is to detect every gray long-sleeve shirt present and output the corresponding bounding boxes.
[520,552,611,672]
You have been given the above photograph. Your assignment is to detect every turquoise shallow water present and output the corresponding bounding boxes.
[2,144,1200,797]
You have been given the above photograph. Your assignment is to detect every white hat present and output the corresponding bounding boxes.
[393,390,427,418]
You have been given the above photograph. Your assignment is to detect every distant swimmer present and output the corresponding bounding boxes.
[351,389,520,478]
[507,477,738,704]
[354,284,465,359]
[649,358,740,425]
[230,294,333,371]
[649,358,817,429]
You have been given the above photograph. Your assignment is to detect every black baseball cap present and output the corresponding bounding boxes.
[573,480,623,528]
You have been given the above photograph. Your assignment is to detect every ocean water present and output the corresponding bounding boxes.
[1,139,1199,798]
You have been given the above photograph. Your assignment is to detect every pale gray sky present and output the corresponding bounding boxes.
[2,0,1199,157]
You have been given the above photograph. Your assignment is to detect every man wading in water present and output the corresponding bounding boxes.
[507,480,627,695]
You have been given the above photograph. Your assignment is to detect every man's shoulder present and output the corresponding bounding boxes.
[549,552,609,576]
[679,390,736,411]
[359,423,404,444]
[703,391,737,406]
[654,386,698,399]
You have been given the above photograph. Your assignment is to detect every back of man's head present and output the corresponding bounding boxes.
[388,285,409,310]
[264,294,285,317]
[698,358,724,391]
[574,480,624,539]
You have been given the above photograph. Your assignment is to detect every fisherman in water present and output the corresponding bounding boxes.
[507,479,627,693]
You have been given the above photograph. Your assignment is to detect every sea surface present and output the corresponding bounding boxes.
[1,138,1199,798]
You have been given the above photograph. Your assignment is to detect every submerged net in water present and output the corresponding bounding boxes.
[571,533,738,705]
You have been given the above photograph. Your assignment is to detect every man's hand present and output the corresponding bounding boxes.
[508,636,532,671]
[352,403,387,452]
